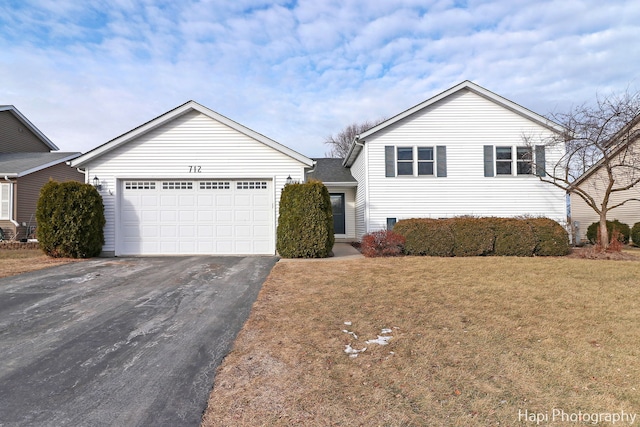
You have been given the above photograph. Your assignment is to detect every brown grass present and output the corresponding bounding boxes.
[0,249,81,278]
[203,255,640,426]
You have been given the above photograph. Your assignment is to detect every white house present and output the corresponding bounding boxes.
[70,101,313,256]
[318,81,568,239]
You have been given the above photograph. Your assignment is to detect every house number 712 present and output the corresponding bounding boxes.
[189,166,202,173]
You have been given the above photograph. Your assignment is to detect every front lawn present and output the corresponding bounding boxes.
[0,248,80,278]
[202,255,640,426]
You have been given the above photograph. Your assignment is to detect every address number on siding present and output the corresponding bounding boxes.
[189,166,202,173]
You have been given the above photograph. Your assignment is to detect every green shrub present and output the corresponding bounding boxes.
[631,222,640,247]
[452,217,496,257]
[276,180,334,258]
[494,218,537,256]
[36,180,105,258]
[586,219,630,244]
[361,230,405,257]
[526,218,570,256]
[394,218,454,256]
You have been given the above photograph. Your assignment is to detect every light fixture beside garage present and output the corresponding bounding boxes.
[92,176,102,190]
[286,175,293,185]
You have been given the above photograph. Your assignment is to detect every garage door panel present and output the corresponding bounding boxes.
[120,179,273,255]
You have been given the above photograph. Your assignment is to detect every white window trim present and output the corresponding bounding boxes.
[0,182,13,220]
[396,146,436,177]
[495,145,534,177]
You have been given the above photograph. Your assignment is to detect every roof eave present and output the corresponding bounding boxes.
[15,153,81,177]
[71,101,313,168]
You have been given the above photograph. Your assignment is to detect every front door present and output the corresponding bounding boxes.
[330,193,345,235]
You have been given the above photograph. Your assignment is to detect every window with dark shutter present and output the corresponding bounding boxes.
[535,145,546,177]
[385,146,395,177]
[484,145,494,177]
[436,146,447,177]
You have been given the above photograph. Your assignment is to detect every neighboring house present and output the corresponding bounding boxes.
[69,101,314,256]
[0,105,82,240]
[569,119,640,242]
[315,81,567,239]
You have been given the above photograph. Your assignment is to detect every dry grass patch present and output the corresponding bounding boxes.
[203,257,640,426]
[0,249,81,278]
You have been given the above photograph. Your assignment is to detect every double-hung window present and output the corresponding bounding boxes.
[397,147,414,175]
[386,145,447,178]
[516,147,533,175]
[0,183,11,219]
[491,146,535,176]
[417,147,434,176]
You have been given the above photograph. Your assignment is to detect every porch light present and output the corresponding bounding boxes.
[92,176,102,190]
[286,175,293,185]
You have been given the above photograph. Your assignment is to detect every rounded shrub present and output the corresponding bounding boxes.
[494,218,536,256]
[452,217,495,257]
[526,218,570,256]
[394,218,454,256]
[276,180,334,258]
[586,219,630,244]
[631,222,640,247]
[36,180,105,258]
[361,230,405,257]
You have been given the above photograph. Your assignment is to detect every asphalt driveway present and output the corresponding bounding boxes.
[0,256,277,426]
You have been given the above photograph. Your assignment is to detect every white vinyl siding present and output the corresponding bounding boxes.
[350,151,368,238]
[357,89,566,237]
[82,110,308,255]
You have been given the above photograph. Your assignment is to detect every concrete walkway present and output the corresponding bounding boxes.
[279,243,364,261]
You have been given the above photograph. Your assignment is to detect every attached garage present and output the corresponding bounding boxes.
[70,101,313,256]
[120,179,273,255]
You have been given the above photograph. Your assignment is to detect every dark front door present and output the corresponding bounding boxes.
[330,193,345,235]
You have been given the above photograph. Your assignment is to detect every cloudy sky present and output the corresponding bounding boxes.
[1,0,639,157]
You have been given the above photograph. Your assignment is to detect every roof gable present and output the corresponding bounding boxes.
[0,105,58,152]
[71,101,313,168]
[344,81,565,166]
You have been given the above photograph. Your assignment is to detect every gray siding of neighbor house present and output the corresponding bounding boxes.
[0,111,50,153]
[16,163,84,227]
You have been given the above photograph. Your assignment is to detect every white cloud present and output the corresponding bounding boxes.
[1,0,639,158]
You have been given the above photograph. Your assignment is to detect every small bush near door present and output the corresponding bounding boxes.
[360,230,405,257]
[276,180,334,258]
[36,180,105,258]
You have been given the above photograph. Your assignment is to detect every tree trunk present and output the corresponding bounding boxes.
[599,215,609,250]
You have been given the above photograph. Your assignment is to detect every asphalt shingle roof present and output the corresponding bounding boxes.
[307,158,356,183]
[0,152,81,176]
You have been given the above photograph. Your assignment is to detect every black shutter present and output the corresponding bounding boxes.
[535,145,546,177]
[436,146,447,177]
[385,146,395,177]
[483,145,494,177]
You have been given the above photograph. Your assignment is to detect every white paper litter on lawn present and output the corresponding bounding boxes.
[380,328,392,334]
[344,344,367,358]
[344,321,352,326]
[365,335,392,346]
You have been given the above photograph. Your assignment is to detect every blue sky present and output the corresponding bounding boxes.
[1,0,639,157]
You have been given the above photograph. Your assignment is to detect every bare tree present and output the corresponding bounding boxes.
[525,89,640,249]
[324,118,386,158]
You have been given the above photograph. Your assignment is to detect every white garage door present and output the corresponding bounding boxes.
[119,180,273,255]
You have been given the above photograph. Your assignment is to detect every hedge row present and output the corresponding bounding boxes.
[393,217,569,257]
[586,219,630,244]
[632,222,640,247]
[276,180,334,258]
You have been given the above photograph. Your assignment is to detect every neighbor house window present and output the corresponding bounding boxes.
[417,147,434,176]
[397,147,414,175]
[516,147,533,175]
[495,146,512,175]
[0,183,11,219]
